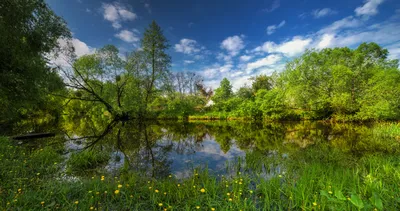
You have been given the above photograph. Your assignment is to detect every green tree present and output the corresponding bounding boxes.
[0,0,71,123]
[250,74,273,93]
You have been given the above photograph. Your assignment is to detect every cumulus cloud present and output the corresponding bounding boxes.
[254,36,312,57]
[267,20,286,35]
[115,29,140,43]
[317,34,335,49]
[245,54,282,73]
[50,38,95,67]
[355,0,385,17]
[102,2,137,29]
[240,55,253,62]
[312,8,337,18]
[175,39,202,54]
[220,35,245,56]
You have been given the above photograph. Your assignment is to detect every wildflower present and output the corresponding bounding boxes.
[328,191,333,194]
[88,190,92,193]
[227,193,230,196]
[75,201,79,204]
[278,174,282,178]
[169,175,172,178]
[114,190,120,194]
[347,197,351,200]
[177,184,181,187]
[149,186,152,189]
[101,176,105,181]
[312,202,317,206]
[41,201,45,205]
[239,182,242,185]
[148,181,151,184]
[211,208,216,211]
[193,185,196,188]
[18,188,22,193]
[96,192,100,195]
[130,195,133,198]
[228,198,233,201]
[200,188,206,193]
[196,206,200,209]
[158,203,163,207]
[90,207,94,210]
[118,184,122,188]
[155,189,159,193]
[164,192,167,195]
[91,177,94,179]
[104,191,107,194]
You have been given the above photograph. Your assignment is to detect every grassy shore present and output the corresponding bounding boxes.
[1,124,400,210]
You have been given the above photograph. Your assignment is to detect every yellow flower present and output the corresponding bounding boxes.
[169,175,172,178]
[193,185,196,188]
[74,201,79,204]
[227,193,230,196]
[249,190,253,194]
[41,201,45,205]
[200,188,206,193]
[118,184,123,188]
[239,182,242,185]
[328,191,333,194]
[278,174,282,178]
[178,184,181,187]
[158,203,163,207]
[211,208,216,211]
[155,189,159,193]
[130,195,134,198]
[228,198,233,201]
[312,202,317,206]
[114,190,120,194]
[96,192,100,195]
[18,188,22,193]
[101,176,105,181]
[90,207,94,210]
[164,192,167,195]
[196,206,200,209]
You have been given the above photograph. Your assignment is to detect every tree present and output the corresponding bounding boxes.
[140,21,171,116]
[0,0,71,123]
[250,74,273,93]
[213,78,233,102]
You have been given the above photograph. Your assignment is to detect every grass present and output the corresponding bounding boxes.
[1,122,400,210]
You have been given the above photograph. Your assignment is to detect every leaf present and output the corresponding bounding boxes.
[350,194,364,209]
[369,192,383,210]
[334,190,346,201]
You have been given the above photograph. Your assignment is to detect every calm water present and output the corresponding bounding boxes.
[6,119,397,179]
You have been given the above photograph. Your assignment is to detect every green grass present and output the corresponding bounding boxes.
[1,135,400,210]
[67,149,110,174]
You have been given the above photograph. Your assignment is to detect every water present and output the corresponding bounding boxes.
[50,120,399,179]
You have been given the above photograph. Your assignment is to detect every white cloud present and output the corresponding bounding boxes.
[318,16,362,34]
[267,20,286,35]
[240,55,253,62]
[355,0,385,17]
[245,54,282,73]
[175,39,201,54]
[312,8,337,18]
[263,0,280,13]
[317,34,335,49]
[386,42,400,60]
[254,36,312,57]
[102,2,137,29]
[184,60,195,64]
[50,38,95,67]
[115,30,140,43]
[220,35,245,56]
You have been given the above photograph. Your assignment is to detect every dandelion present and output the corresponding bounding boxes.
[130,195,133,198]
[41,201,45,206]
[74,201,79,204]
[149,186,152,189]
[239,182,242,185]
[169,175,172,178]
[200,188,206,193]
[227,193,230,196]
[164,192,167,195]
[18,188,22,193]
[96,192,100,195]
[196,206,200,209]
[228,198,233,201]
[249,190,253,194]
[90,207,94,210]
[177,184,181,187]
[312,202,317,206]
[158,203,163,207]
[226,185,229,188]
[328,191,333,194]
[114,190,120,194]
[211,208,216,211]
[155,189,159,193]
[278,174,282,178]
[193,185,196,188]
[101,176,105,181]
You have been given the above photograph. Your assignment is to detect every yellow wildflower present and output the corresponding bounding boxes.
[114,190,120,194]
[249,190,253,194]
[164,192,167,195]
[158,203,163,207]
[278,174,282,178]
[90,207,94,210]
[130,195,133,198]
[200,188,206,193]
[169,175,172,178]
[155,189,159,193]
[239,182,242,185]
[313,202,317,206]
[196,206,200,209]
[18,188,22,193]
[328,191,333,194]
[41,201,45,205]
[118,184,122,188]
[193,185,196,188]
[178,184,181,187]
[227,193,230,196]
[74,201,79,204]
[211,208,216,211]
[96,192,100,195]
[228,198,233,201]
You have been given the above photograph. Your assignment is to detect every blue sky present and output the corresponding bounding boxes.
[47,0,400,89]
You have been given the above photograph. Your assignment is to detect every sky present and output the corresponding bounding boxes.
[46,0,400,90]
